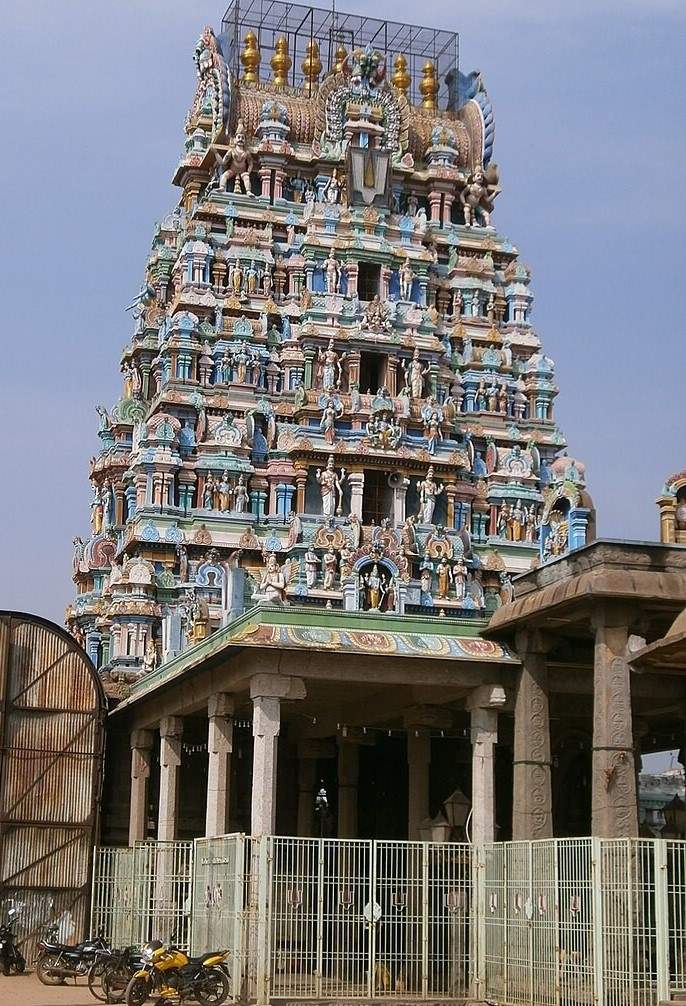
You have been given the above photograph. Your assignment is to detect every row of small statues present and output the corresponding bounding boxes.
[202,473,250,513]
[495,501,539,542]
[200,340,282,391]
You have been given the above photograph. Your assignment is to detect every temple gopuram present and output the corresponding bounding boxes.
[64,4,670,850]
[67,3,594,689]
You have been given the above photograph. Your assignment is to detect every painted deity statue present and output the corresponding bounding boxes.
[304,548,320,588]
[216,120,254,195]
[399,257,414,301]
[318,339,344,391]
[322,549,337,591]
[363,564,387,611]
[417,466,445,525]
[257,553,289,604]
[403,348,429,400]
[233,475,249,513]
[316,455,347,518]
[325,249,340,294]
[460,164,500,228]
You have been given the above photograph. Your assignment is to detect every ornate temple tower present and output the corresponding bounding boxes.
[67,4,594,690]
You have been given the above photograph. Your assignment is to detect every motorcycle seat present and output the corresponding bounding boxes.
[188,952,226,964]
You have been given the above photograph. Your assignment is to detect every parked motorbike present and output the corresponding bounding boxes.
[35,925,109,986]
[0,909,26,976]
[88,944,145,1004]
[124,940,229,1006]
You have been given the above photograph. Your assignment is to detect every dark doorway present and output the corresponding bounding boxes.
[359,352,384,395]
[362,469,393,525]
[358,262,380,301]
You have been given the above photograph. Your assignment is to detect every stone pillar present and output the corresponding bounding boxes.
[337,740,359,839]
[390,475,409,526]
[158,717,183,842]
[250,675,306,835]
[129,729,154,846]
[512,631,553,840]
[206,694,235,838]
[591,604,638,837]
[407,732,431,840]
[466,686,506,846]
[348,472,364,520]
[294,468,308,513]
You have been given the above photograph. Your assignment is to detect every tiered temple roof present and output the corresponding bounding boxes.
[67,3,593,695]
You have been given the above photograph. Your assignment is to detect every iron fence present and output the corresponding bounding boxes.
[92,836,686,1005]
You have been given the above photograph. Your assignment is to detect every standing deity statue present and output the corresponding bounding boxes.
[215,120,254,195]
[90,483,104,535]
[203,474,216,509]
[246,260,259,295]
[363,564,387,611]
[453,558,467,602]
[322,549,338,591]
[320,396,342,446]
[230,258,243,296]
[347,512,362,549]
[497,502,511,538]
[232,342,250,384]
[402,348,430,400]
[304,548,320,589]
[262,263,273,297]
[233,475,250,513]
[218,471,232,512]
[322,168,341,205]
[525,504,538,542]
[316,455,347,518]
[436,557,452,600]
[511,499,525,542]
[325,248,340,294]
[417,466,445,525]
[399,257,414,301]
[318,338,344,391]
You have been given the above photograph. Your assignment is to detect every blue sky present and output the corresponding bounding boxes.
[0,0,684,623]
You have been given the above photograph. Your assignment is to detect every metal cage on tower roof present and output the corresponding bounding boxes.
[220,0,459,108]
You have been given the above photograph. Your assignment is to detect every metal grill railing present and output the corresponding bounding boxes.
[92,836,686,1005]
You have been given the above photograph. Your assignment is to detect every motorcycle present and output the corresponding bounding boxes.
[0,908,26,976]
[88,944,145,1004]
[35,924,109,986]
[125,940,230,1005]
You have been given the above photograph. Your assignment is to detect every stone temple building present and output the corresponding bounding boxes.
[70,2,686,851]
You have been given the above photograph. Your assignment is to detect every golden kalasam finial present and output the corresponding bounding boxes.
[419,60,438,110]
[240,30,261,84]
[301,39,322,87]
[392,54,411,95]
[333,42,348,74]
[271,36,291,88]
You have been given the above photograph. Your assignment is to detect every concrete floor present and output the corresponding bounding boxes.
[0,974,95,1005]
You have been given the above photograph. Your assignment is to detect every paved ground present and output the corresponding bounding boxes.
[0,974,96,1005]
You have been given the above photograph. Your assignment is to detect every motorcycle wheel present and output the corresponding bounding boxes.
[88,961,109,1002]
[125,974,151,1006]
[14,956,26,975]
[194,967,230,1005]
[1,961,10,977]
[36,953,66,986]
[102,962,131,1004]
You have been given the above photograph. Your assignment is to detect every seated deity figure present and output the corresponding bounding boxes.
[316,455,347,518]
[417,466,445,525]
